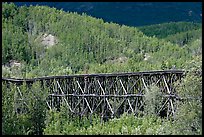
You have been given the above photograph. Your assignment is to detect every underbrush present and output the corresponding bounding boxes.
[2,56,202,135]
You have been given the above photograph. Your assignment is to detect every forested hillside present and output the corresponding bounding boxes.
[2,3,202,78]
[2,3,202,135]
[138,22,201,38]
[13,2,202,26]
[138,22,202,46]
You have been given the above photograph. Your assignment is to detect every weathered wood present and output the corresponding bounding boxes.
[2,70,185,82]
[56,81,73,112]
[163,75,175,116]
[2,70,189,120]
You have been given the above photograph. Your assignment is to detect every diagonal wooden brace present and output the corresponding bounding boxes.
[97,80,114,115]
[56,81,73,113]
[76,81,93,114]
[119,79,134,113]
[163,76,175,116]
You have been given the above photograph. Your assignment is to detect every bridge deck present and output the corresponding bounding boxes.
[2,69,185,82]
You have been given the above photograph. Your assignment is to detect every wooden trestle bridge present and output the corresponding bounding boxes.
[2,70,186,120]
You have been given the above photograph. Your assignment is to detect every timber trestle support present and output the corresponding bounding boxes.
[2,70,186,120]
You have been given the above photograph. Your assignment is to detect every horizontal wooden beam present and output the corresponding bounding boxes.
[2,70,185,83]
[47,93,181,98]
